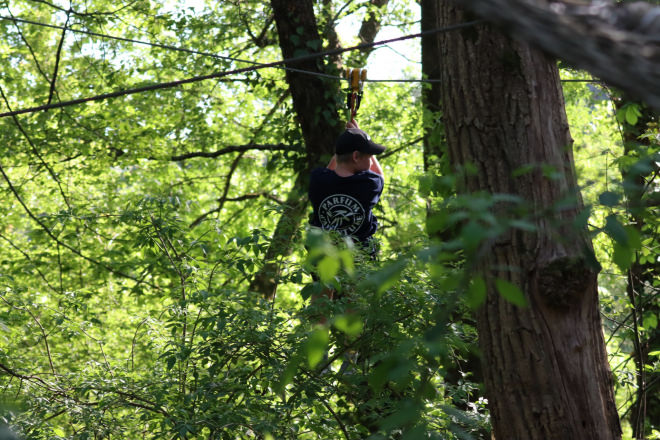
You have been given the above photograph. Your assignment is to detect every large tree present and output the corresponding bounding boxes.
[436,1,621,438]
[249,0,392,298]
[248,0,342,298]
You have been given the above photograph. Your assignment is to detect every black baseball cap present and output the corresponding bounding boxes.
[335,128,386,155]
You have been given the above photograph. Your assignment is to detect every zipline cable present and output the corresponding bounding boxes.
[0,15,342,81]
[1,15,602,86]
[0,20,484,118]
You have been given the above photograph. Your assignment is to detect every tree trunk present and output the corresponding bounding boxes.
[421,3,487,425]
[458,0,660,109]
[252,0,390,298]
[347,0,390,67]
[420,0,444,171]
[250,0,342,299]
[438,3,621,439]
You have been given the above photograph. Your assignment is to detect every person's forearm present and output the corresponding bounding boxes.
[370,156,383,176]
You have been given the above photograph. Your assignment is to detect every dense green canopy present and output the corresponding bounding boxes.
[0,1,657,438]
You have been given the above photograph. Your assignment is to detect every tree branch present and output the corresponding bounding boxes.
[0,231,58,293]
[354,0,390,63]
[189,91,291,229]
[0,162,157,288]
[0,85,72,209]
[169,143,294,161]
[458,0,660,108]
[0,360,56,391]
[379,136,423,159]
[47,10,70,107]
[189,152,244,228]
[224,192,285,204]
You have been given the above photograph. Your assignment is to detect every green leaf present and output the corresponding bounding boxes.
[573,207,591,229]
[334,314,363,337]
[642,313,658,330]
[598,191,620,207]
[512,163,535,177]
[495,279,527,307]
[612,242,634,270]
[277,354,302,393]
[460,220,487,251]
[466,276,487,309]
[300,282,322,301]
[625,105,639,126]
[305,328,329,368]
[338,249,354,275]
[605,215,629,245]
[509,219,536,232]
[365,258,408,295]
[624,226,642,250]
[418,175,432,198]
[317,255,340,283]
[369,358,395,391]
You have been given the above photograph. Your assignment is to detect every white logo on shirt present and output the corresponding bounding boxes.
[318,194,365,235]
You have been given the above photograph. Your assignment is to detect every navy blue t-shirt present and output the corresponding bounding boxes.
[309,168,384,243]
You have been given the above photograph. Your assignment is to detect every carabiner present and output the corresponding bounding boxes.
[345,68,367,119]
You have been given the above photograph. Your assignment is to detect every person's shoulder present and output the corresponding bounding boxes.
[353,170,383,190]
[311,167,332,178]
[355,170,384,183]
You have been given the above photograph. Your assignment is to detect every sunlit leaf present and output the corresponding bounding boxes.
[334,314,363,337]
[466,276,487,309]
[317,255,340,283]
[495,279,527,307]
[305,328,329,368]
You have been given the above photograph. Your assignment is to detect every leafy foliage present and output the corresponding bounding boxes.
[0,1,657,439]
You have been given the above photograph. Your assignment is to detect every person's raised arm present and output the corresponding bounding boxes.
[369,155,383,176]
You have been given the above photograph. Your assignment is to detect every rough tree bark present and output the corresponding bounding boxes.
[458,0,660,109]
[249,0,342,299]
[421,3,486,420]
[420,0,444,171]
[438,2,621,439]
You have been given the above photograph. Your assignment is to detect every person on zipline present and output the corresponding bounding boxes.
[308,120,386,263]
[307,119,386,362]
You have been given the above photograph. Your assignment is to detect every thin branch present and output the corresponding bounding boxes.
[320,398,350,440]
[0,85,72,209]
[224,192,285,204]
[4,4,52,83]
[149,215,188,395]
[380,136,423,159]
[0,162,156,288]
[189,92,291,229]
[0,360,57,391]
[26,0,139,17]
[0,294,56,375]
[47,10,70,106]
[27,307,56,376]
[169,143,295,161]
[0,232,58,293]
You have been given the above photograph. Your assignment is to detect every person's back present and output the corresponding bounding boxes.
[309,121,386,250]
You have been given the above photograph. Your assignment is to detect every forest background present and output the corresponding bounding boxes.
[0,0,658,439]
